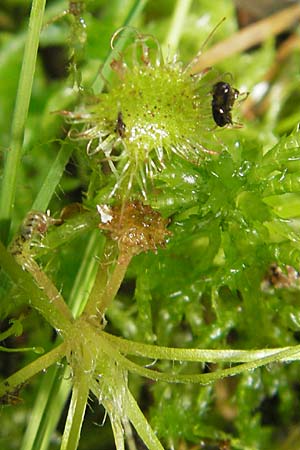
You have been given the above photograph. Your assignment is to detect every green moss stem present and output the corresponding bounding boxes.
[0,0,46,243]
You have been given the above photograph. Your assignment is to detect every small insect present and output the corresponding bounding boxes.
[261,263,300,291]
[211,81,240,127]
[69,1,85,17]
[0,384,24,406]
[20,211,49,242]
[115,111,126,138]
[9,211,60,258]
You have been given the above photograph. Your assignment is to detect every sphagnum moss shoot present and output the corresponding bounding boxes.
[65,31,219,200]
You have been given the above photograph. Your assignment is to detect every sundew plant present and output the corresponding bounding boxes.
[1,1,300,449]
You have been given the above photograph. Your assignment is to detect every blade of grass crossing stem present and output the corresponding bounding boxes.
[31,142,74,211]
[68,230,105,318]
[92,0,148,94]
[162,0,193,59]
[0,0,46,244]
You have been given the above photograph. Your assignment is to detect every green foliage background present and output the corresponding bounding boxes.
[1,0,300,449]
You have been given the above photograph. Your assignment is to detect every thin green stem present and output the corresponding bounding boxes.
[110,418,126,450]
[123,420,138,450]
[162,0,193,59]
[60,370,90,450]
[0,319,22,342]
[90,376,127,450]
[103,332,300,363]
[0,343,66,397]
[97,253,132,314]
[24,258,73,322]
[60,327,97,450]
[83,240,117,319]
[98,332,300,385]
[83,243,131,320]
[0,0,46,243]
[0,241,72,334]
[125,389,164,450]
[115,344,300,385]
[0,345,43,353]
